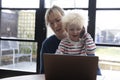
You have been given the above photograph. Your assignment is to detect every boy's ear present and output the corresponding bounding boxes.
[80,27,85,38]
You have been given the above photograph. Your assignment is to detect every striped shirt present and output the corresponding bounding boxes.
[55,33,96,55]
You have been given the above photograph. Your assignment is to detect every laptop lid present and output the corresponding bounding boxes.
[43,53,98,80]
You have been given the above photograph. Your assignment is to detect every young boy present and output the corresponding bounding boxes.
[55,12,101,75]
[55,12,96,55]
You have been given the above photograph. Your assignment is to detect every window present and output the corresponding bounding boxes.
[0,39,37,72]
[97,0,120,8]
[95,0,120,73]
[45,0,88,8]
[95,11,120,44]
[1,10,36,40]
[2,0,39,8]
[0,0,41,73]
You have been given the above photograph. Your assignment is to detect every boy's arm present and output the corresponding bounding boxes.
[84,33,96,54]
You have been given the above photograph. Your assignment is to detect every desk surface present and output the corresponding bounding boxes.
[1,74,105,80]
[0,75,45,80]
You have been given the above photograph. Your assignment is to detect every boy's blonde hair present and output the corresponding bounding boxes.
[62,12,85,30]
[45,5,64,27]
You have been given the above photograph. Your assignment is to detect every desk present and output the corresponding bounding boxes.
[0,74,45,80]
[0,74,105,80]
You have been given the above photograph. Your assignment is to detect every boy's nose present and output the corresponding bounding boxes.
[73,30,78,34]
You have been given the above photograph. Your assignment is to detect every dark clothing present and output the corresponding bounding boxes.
[40,35,101,75]
[40,35,61,74]
[87,54,102,75]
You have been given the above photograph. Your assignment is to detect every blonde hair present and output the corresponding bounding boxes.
[62,12,85,30]
[45,5,64,27]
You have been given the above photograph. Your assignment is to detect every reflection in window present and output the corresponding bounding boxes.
[97,0,120,8]
[0,10,36,40]
[0,39,37,72]
[95,11,120,44]
[2,0,39,8]
[45,0,88,8]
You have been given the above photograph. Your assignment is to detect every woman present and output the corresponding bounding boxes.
[40,5,68,74]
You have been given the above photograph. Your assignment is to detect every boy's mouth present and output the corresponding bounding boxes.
[72,35,78,37]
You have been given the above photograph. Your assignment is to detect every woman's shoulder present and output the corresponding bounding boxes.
[43,35,61,44]
[47,35,58,40]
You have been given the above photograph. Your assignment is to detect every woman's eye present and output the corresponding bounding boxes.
[50,22,54,25]
[56,19,61,22]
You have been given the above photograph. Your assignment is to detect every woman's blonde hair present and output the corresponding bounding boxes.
[45,5,64,27]
[62,12,85,30]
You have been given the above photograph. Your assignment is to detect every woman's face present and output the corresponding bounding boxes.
[66,24,82,42]
[48,11,66,39]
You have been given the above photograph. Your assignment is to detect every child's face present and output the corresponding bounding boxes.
[66,24,82,42]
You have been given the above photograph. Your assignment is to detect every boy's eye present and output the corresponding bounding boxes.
[69,28,74,31]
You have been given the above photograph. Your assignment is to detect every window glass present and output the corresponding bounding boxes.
[97,0,120,8]
[0,10,35,40]
[45,0,88,8]
[95,11,120,44]
[2,0,39,8]
[96,46,120,72]
[0,39,37,72]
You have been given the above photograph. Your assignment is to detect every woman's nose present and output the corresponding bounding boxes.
[53,23,57,28]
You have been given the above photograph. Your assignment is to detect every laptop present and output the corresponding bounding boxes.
[43,53,98,80]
